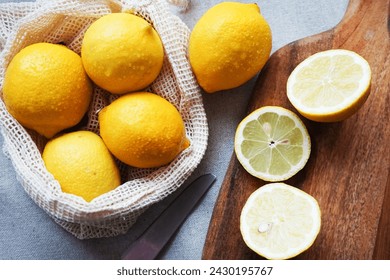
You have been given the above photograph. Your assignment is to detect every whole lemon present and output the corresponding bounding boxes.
[3,43,92,138]
[99,92,190,168]
[81,13,164,94]
[188,2,272,93]
[42,131,121,202]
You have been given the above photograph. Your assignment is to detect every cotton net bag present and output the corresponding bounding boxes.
[0,0,208,239]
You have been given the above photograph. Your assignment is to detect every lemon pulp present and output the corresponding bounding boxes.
[240,183,321,260]
[235,106,311,182]
[287,49,371,122]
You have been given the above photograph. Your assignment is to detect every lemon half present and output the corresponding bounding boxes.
[235,106,311,182]
[240,183,321,260]
[287,49,371,122]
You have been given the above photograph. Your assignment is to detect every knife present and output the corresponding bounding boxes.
[121,173,217,260]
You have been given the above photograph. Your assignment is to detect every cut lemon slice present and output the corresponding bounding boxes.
[287,49,371,122]
[240,183,321,260]
[234,106,310,182]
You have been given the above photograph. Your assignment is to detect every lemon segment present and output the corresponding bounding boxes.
[42,131,121,202]
[287,49,371,122]
[240,183,321,260]
[188,2,272,93]
[235,106,310,182]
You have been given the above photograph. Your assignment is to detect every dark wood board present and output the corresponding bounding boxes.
[202,0,390,260]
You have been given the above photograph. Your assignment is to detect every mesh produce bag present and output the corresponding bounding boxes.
[0,0,208,239]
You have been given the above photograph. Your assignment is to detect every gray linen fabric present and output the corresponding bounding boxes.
[0,0,348,259]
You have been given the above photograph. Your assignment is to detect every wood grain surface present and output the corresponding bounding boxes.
[202,0,390,260]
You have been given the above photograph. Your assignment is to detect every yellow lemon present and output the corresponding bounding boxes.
[42,131,121,202]
[240,183,321,260]
[235,106,311,182]
[81,13,164,94]
[99,92,189,168]
[3,43,92,138]
[287,49,371,122]
[188,2,272,93]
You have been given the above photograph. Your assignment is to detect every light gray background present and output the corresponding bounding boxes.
[0,0,349,259]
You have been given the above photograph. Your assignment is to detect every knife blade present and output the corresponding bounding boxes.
[121,173,216,260]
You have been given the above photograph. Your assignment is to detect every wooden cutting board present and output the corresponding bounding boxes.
[202,0,390,260]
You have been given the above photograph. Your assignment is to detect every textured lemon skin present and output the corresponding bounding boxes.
[99,92,189,168]
[42,131,121,202]
[81,13,164,94]
[188,2,272,93]
[3,43,92,138]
